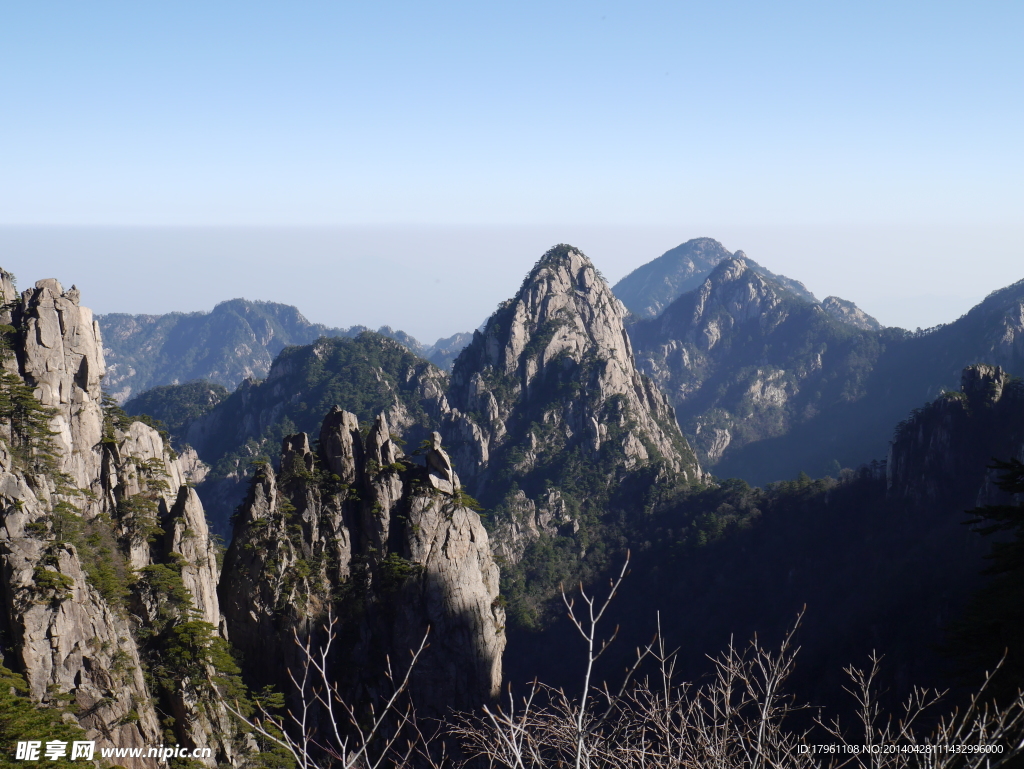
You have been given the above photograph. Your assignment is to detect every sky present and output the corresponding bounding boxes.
[1,1,1022,342]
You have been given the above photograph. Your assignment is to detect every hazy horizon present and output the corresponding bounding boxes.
[2,223,1019,344]
[3,3,1021,343]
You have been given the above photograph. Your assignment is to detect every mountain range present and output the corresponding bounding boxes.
[99,299,471,402]
[628,248,1024,482]
[2,240,1023,766]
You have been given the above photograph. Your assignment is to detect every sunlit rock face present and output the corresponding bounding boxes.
[0,271,234,767]
[443,244,700,490]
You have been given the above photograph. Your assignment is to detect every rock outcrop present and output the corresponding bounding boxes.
[0,271,236,767]
[887,364,1024,507]
[6,278,107,515]
[220,408,504,717]
[821,296,882,331]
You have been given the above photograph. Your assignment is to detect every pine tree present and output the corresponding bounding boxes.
[0,662,85,768]
[0,370,63,477]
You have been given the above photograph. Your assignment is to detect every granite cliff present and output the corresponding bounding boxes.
[440,246,701,568]
[0,272,236,766]
[219,410,505,717]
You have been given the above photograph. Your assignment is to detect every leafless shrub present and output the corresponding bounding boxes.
[454,554,1024,769]
[226,607,434,769]
[230,558,1024,769]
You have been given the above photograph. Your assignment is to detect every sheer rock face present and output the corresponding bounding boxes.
[974,278,1024,368]
[0,448,163,760]
[11,280,107,513]
[444,245,700,489]
[220,409,504,717]
[0,272,229,767]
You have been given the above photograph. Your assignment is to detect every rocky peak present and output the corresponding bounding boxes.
[0,269,18,304]
[7,278,107,505]
[319,405,363,483]
[220,407,504,718]
[445,244,699,487]
[822,296,882,331]
[425,430,460,493]
[612,238,819,321]
[961,363,1009,405]
[613,237,735,319]
[475,244,633,373]
[651,255,798,351]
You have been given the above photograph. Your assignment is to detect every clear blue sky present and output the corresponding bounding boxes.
[1,1,1022,340]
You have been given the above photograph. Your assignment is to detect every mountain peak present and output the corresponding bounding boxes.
[454,244,624,378]
[516,243,605,300]
[821,296,882,331]
[613,238,734,319]
[446,244,700,491]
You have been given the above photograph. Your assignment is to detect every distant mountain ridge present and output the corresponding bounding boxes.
[613,237,825,319]
[613,237,881,334]
[101,238,876,407]
[629,254,1024,482]
[613,238,735,318]
[98,299,469,401]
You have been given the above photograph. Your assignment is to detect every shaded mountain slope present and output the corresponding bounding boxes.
[613,237,827,320]
[630,256,884,473]
[717,277,1024,482]
[509,364,1024,712]
[630,257,1024,483]
[123,379,230,441]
